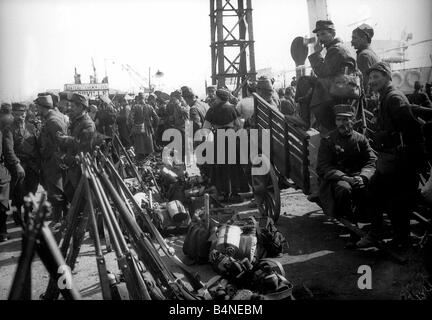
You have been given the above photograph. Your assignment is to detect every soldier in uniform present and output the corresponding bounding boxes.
[3,102,40,226]
[351,24,380,94]
[0,103,13,129]
[205,85,217,108]
[308,20,357,133]
[36,94,69,229]
[0,129,13,242]
[317,104,376,247]
[128,93,159,161]
[182,86,210,134]
[95,95,116,137]
[116,96,132,149]
[57,93,96,202]
[0,104,20,241]
[357,62,426,249]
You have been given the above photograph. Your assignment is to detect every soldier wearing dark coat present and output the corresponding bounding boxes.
[128,94,159,160]
[357,62,427,249]
[308,20,357,133]
[95,95,116,137]
[57,93,96,201]
[36,94,69,228]
[317,104,376,246]
[0,104,17,242]
[409,81,432,108]
[3,102,40,226]
[182,86,210,134]
[351,24,380,94]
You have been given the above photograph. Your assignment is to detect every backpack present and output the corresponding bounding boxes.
[257,218,287,258]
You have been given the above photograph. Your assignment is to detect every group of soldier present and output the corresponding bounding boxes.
[308,20,431,250]
[0,19,431,252]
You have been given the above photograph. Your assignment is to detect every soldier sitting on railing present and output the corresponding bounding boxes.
[316,104,376,248]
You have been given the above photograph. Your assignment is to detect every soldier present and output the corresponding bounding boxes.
[128,93,159,161]
[205,85,217,107]
[95,95,116,137]
[182,86,210,134]
[351,23,380,94]
[116,96,132,149]
[57,93,96,201]
[3,102,40,226]
[308,20,357,133]
[357,62,426,249]
[316,104,376,247]
[36,94,69,229]
[0,103,13,129]
[409,81,432,108]
[256,76,280,109]
[0,129,12,242]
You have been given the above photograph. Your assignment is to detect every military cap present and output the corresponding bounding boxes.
[181,86,195,98]
[215,88,230,101]
[257,76,273,91]
[353,23,374,42]
[89,104,98,113]
[34,95,54,108]
[312,20,335,33]
[71,93,89,108]
[366,61,392,79]
[12,102,27,111]
[1,103,12,114]
[170,90,183,99]
[148,93,157,100]
[334,104,355,117]
[38,92,59,106]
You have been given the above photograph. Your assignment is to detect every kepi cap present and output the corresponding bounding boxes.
[12,102,27,111]
[313,20,335,33]
[334,104,355,117]
[366,61,392,79]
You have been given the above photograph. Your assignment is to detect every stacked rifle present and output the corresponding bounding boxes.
[9,193,82,300]
[38,147,209,300]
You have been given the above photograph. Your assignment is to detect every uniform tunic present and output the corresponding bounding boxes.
[58,112,96,201]
[3,121,40,209]
[205,102,249,196]
[356,46,380,92]
[308,38,357,131]
[39,109,69,205]
[317,129,376,218]
[368,84,426,240]
[128,102,159,157]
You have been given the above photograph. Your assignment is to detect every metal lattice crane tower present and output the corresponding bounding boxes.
[210,0,256,96]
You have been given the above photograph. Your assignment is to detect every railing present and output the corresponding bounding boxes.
[252,93,313,194]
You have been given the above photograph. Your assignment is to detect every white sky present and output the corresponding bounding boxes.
[0,0,431,101]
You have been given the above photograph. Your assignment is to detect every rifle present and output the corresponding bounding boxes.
[9,193,48,300]
[12,192,82,300]
[83,165,112,300]
[83,156,152,300]
[97,151,207,298]
[94,158,201,299]
[114,133,142,185]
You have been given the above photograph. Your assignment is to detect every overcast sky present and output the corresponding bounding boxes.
[0,0,431,101]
